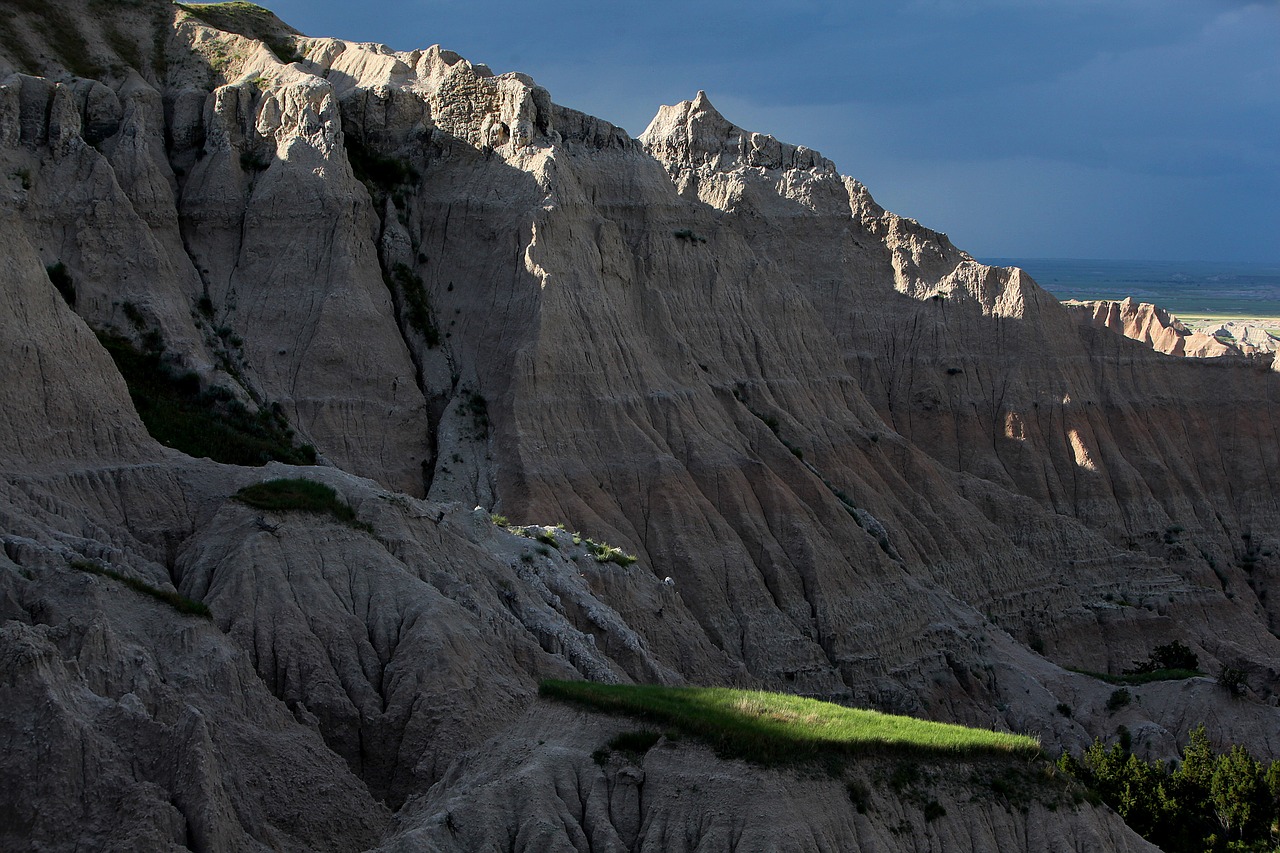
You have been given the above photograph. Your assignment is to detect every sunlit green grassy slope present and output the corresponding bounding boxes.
[541,680,1041,764]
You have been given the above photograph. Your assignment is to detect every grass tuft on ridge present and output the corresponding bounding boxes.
[71,560,211,618]
[234,478,371,531]
[540,681,1040,765]
[1067,667,1201,685]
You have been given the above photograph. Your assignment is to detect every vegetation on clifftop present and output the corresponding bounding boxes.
[540,681,1041,764]
[176,2,304,63]
[234,478,371,532]
[1061,726,1280,852]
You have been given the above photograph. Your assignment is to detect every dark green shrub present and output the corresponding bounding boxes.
[587,540,638,566]
[607,730,662,757]
[1063,725,1280,853]
[847,780,871,813]
[1106,689,1131,713]
[1068,666,1199,686]
[97,332,315,466]
[344,135,418,193]
[463,390,489,438]
[1126,641,1199,675]
[387,263,439,346]
[121,301,147,330]
[234,479,367,530]
[1218,664,1248,696]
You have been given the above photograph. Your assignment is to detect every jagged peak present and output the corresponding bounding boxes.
[640,90,834,175]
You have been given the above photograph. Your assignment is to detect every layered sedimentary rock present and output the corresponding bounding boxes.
[1068,298,1279,372]
[1,1,1278,849]
[1066,297,1237,358]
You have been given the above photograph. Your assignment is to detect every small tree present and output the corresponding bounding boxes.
[1210,745,1266,841]
[1218,663,1248,696]
[1126,640,1199,674]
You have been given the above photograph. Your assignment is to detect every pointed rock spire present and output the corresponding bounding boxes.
[640,90,833,174]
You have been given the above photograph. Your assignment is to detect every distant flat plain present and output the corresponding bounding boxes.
[985,258,1280,325]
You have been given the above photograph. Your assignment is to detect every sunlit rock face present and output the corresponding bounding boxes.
[0,1,1276,849]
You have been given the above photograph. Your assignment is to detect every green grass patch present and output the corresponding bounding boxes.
[586,540,637,566]
[1068,667,1202,685]
[177,2,303,63]
[541,681,1040,765]
[234,478,370,531]
[71,560,211,618]
[98,332,315,466]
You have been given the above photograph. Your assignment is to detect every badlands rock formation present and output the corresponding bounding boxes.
[1066,298,1238,358]
[1,1,1278,850]
[1067,296,1278,366]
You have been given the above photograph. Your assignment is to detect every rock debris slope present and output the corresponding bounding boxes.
[0,1,1277,850]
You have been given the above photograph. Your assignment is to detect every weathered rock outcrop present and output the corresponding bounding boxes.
[1065,297,1236,358]
[1,1,1278,849]
[1068,298,1279,373]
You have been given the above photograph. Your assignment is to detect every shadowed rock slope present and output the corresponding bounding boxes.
[1,1,1277,849]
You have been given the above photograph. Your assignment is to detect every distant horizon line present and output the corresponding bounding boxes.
[980,256,1280,268]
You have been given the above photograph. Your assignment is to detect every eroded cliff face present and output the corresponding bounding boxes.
[1,1,1277,849]
[1066,297,1279,371]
